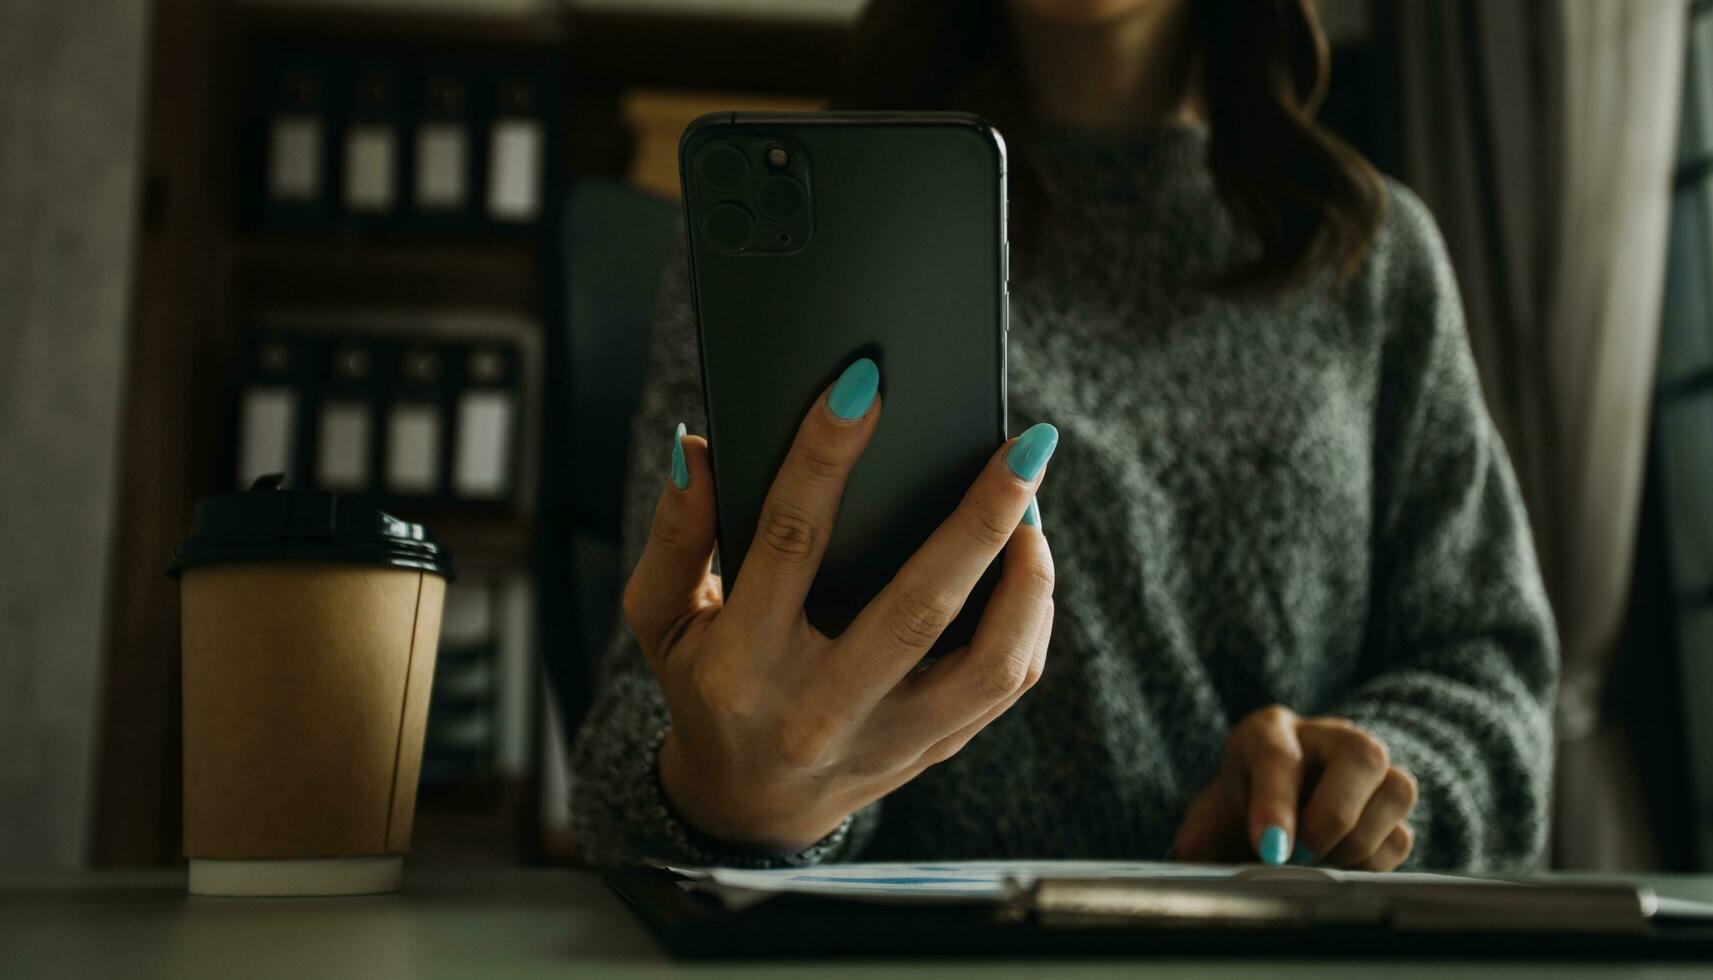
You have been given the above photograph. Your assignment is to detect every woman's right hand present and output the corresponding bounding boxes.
[623,358,1058,854]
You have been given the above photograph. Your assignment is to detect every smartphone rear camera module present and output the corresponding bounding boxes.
[691,134,809,255]
[757,175,806,221]
[704,202,755,251]
[699,143,749,192]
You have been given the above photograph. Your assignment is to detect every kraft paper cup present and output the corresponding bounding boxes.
[171,476,452,897]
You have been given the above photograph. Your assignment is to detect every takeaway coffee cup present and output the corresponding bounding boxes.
[170,474,453,897]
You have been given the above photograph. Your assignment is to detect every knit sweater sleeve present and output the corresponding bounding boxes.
[567,234,881,868]
[1334,185,1560,872]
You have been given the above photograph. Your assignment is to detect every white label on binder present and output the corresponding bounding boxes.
[238,386,296,487]
[387,402,441,494]
[267,116,321,202]
[317,400,371,490]
[416,123,468,209]
[487,119,542,221]
[344,125,395,212]
[453,391,513,499]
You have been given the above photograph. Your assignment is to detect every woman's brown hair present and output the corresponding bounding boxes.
[842,0,1387,297]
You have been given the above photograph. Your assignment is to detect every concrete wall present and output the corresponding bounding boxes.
[0,0,147,867]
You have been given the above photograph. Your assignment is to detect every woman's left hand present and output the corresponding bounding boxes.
[1171,706,1419,870]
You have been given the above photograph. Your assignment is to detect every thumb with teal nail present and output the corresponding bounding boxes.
[622,420,720,656]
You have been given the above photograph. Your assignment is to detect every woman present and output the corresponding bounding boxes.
[570,0,1558,871]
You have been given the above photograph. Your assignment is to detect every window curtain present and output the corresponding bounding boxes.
[1657,9,1713,867]
[1390,0,1686,869]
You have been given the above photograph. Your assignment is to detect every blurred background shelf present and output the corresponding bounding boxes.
[236,1,566,46]
[395,506,537,571]
[231,236,542,313]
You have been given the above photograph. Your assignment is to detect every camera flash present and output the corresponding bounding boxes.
[765,146,789,169]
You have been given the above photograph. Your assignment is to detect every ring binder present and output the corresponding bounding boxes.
[451,345,521,502]
[485,76,544,226]
[258,61,333,230]
[343,70,403,222]
[236,338,302,489]
[413,74,473,228]
[315,343,378,493]
[386,347,447,498]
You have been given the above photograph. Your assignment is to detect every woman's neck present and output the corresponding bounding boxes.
[1007,0,1200,132]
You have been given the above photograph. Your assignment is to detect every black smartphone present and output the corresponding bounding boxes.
[678,111,1009,650]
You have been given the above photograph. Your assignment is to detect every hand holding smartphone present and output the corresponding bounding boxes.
[615,113,1057,852]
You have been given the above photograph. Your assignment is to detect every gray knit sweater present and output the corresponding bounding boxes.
[569,125,1559,872]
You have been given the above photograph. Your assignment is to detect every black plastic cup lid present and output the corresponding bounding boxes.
[169,474,454,579]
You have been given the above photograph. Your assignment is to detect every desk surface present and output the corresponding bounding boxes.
[4,868,1713,979]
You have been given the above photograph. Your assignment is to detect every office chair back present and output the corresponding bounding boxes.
[540,179,680,736]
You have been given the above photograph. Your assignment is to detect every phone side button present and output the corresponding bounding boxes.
[1002,291,1009,333]
[1003,242,1010,283]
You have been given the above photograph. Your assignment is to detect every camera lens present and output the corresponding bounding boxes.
[699,144,748,192]
[757,175,805,221]
[704,202,754,251]
[765,146,789,170]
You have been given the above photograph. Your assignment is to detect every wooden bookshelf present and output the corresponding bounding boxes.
[234,2,566,48]
[95,0,569,867]
[98,0,854,868]
[394,506,537,572]
[231,235,542,313]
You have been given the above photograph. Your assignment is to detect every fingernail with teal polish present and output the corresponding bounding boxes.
[670,422,689,490]
[1258,825,1290,866]
[1021,496,1042,529]
[1290,843,1315,866]
[828,357,880,421]
[1006,423,1059,481]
